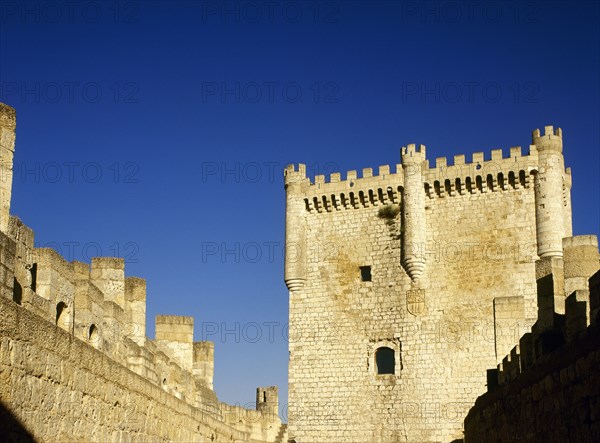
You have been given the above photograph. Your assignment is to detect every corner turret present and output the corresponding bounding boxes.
[532,126,567,258]
[284,164,308,293]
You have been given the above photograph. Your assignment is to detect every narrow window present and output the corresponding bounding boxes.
[508,171,516,188]
[375,347,395,375]
[360,266,371,282]
[519,170,526,187]
[455,178,462,195]
[13,278,22,305]
[444,179,452,196]
[56,302,67,325]
[89,324,99,344]
[466,177,473,193]
[476,176,483,192]
[30,263,37,292]
[424,183,432,198]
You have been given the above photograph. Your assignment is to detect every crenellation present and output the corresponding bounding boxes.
[0,103,284,443]
[125,277,146,346]
[35,247,75,331]
[193,341,214,390]
[565,289,590,341]
[362,167,373,178]
[72,260,89,280]
[155,315,194,372]
[467,237,600,443]
[287,125,574,442]
[90,257,125,309]
[472,152,484,163]
[75,285,102,347]
[283,163,307,185]
[378,164,390,176]
[256,386,279,416]
[491,148,503,160]
[102,299,126,362]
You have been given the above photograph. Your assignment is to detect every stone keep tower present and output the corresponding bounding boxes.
[284,126,573,442]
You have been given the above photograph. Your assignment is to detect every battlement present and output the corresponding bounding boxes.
[422,145,540,198]
[532,125,563,153]
[1,217,284,440]
[284,163,308,185]
[492,236,600,388]
[0,101,286,442]
[289,141,545,213]
[532,125,562,140]
[401,143,427,163]
[256,386,279,416]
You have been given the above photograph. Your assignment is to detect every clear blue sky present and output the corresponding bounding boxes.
[1,1,599,418]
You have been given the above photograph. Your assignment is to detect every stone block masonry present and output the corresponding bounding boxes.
[285,125,576,442]
[0,102,286,443]
[465,266,600,442]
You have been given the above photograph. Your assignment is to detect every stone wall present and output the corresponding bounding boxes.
[464,268,600,442]
[464,323,600,442]
[0,102,285,443]
[0,227,284,443]
[285,127,571,442]
[0,292,247,442]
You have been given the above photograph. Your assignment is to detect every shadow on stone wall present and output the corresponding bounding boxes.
[0,400,36,443]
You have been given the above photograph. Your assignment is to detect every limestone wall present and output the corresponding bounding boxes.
[0,101,284,443]
[464,269,600,442]
[0,219,286,442]
[285,129,571,442]
[0,293,247,442]
[0,223,283,442]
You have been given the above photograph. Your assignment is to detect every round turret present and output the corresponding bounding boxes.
[284,164,307,293]
[532,126,567,258]
[401,144,427,282]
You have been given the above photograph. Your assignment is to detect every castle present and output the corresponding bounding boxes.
[0,102,287,442]
[284,123,599,441]
[2,99,599,442]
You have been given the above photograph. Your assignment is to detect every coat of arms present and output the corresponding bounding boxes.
[406,289,426,316]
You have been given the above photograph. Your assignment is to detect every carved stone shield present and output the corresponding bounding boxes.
[406,289,425,316]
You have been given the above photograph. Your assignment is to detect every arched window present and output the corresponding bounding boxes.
[56,302,67,325]
[508,171,516,188]
[88,324,100,347]
[486,174,494,191]
[476,176,483,192]
[55,301,73,333]
[466,176,473,193]
[444,179,452,196]
[375,347,395,375]
[519,170,526,187]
